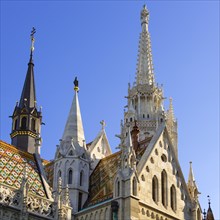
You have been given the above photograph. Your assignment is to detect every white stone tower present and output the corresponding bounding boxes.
[53,78,90,213]
[123,5,179,156]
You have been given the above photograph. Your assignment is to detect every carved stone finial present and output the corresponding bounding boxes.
[141,4,149,27]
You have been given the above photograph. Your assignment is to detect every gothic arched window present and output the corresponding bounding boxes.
[13,118,18,130]
[161,170,168,207]
[80,170,83,186]
[31,118,36,132]
[170,185,177,211]
[21,117,27,129]
[117,180,120,197]
[68,169,73,184]
[152,175,158,203]
[58,170,61,178]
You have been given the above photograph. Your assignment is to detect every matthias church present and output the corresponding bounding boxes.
[0,5,215,220]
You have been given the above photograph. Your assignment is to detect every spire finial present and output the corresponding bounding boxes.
[74,77,79,92]
[141,4,149,30]
[207,195,211,207]
[100,120,106,130]
[30,27,36,57]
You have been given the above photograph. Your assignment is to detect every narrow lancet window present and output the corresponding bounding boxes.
[80,170,83,186]
[31,118,36,132]
[170,185,177,211]
[161,170,168,207]
[68,169,73,184]
[21,117,27,129]
[152,176,158,203]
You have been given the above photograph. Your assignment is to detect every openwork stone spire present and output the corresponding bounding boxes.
[136,5,155,86]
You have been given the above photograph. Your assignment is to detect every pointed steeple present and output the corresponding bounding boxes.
[136,5,155,86]
[187,162,199,200]
[10,28,42,154]
[206,196,215,220]
[19,27,36,109]
[62,77,85,147]
[188,161,195,186]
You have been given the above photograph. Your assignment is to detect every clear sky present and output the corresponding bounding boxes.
[1,1,219,218]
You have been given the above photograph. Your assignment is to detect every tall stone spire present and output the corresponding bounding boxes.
[136,5,154,86]
[10,28,42,154]
[166,97,178,156]
[123,5,164,144]
[62,77,85,147]
[188,161,195,186]
[187,162,199,200]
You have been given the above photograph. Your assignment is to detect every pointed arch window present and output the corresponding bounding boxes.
[21,117,27,129]
[132,177,137,196]
[170,185,177,211]
[80,170,83,186]
[152,175,159,203]
[161,170,168,207]
[31,118,36,132]
[58,170,62,178]
[117,180,120,197]
[13,118,18,130]
[68,169,73,184]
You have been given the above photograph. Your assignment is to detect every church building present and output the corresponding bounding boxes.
[0,5,215,220]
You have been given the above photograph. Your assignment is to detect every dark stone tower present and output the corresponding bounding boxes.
[10,28,42,154]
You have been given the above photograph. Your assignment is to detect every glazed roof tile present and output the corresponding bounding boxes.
[0,140,47,197]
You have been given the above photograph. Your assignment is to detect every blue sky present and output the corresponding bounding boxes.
[1,1,219,218]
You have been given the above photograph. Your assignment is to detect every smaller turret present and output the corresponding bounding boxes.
[10,28,42,154]
[53,78,90,213]
[206,196,215,220]
[166,97,178,156]
[187,162,200,200]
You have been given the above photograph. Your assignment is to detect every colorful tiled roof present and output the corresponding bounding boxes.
[0,140,47,197]
[44,160,54,188]
[87,136,152,207]
[87,151,121,207]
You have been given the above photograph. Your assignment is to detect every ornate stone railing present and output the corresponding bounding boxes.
[0,183,72,219]
[26,193,56,218]
[0,184,22,208]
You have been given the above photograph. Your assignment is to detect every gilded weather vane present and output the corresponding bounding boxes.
[30,27,36,53]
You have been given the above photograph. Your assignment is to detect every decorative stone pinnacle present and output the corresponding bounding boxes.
[141,4,149,26]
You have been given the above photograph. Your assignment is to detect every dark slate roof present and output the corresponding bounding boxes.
[19,55,36,109]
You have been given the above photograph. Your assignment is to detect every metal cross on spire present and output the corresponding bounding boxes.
[30,27,36,53]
